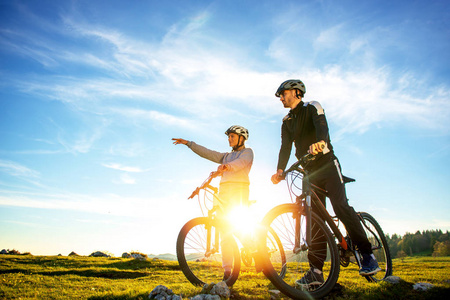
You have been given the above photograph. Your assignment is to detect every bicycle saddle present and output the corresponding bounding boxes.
[343,175,355,183]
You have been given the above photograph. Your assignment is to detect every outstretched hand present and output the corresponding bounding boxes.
[172,138,188,145]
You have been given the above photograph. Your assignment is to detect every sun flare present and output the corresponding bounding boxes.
[226,205,260,236]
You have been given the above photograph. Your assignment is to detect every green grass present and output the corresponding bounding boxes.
[1,255,449,299]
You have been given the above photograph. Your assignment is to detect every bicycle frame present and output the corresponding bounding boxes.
[292,168,348,253]
[179,172,289,286]
[287,157,385,267]
[188,171,284,270]
[190,172,224,259]
[189,171,250,260]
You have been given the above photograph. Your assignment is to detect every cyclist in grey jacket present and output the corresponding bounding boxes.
[186,139,253,207]
[172,125,253,280]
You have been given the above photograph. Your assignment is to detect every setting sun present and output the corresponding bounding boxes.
[227,204,260,236]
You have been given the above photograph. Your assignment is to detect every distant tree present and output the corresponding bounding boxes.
[413,233,430,254]
[397,250,407,261]
[432,241,450,257]
[401,234,414,256]
[385,229,449,257]
[438,231,449,242]
[386,233,401,258]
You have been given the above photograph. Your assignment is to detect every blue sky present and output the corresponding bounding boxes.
[1,0,449,256]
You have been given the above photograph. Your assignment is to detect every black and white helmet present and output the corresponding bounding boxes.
[275,79,306,98]
[225,125,249,140]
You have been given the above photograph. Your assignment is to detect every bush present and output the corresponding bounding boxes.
[432,241,450,257]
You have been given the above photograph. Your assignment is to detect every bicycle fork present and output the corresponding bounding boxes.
[293,193,311,254]
[293,192,351,256]
[205,210,220,257]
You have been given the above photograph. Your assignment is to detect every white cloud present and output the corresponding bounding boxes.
[116,173,136,185]
[4,5,450,140]
[302,66,450,137]
[108,107,197,129]
[102,163,145,173]
[0,191,165,217]
[0,160,40,178]
[314,24,344,49]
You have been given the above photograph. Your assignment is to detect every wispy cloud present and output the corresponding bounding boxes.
[2,219,50,228]
[2,4,449,139]
[114,173,136,185]
[314,24,345,49]
[0,190,170,217]
[0,160,40,178]
[108,107,197,129]
[298,66,450,137]
[102,163,146,173]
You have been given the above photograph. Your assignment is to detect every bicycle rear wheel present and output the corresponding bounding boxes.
[176,217,241,286]
[358,212,392,282]
[258,204,339,299]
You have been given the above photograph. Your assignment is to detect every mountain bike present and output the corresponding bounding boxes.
[257,153,392,299]
[176,171,287,286]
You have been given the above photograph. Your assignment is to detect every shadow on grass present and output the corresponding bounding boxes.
[106,259,181,271]
[336,279,450,300]
[0,268,150,279]
[88,293,150,300]
[1,255,181,273]
[87,290,255,300]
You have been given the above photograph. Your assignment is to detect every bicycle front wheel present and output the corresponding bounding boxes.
[358,212,392,282]
[176,217,241,286]
[258,204,340,299]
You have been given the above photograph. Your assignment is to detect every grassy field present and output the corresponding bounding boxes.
[1,255,449,299]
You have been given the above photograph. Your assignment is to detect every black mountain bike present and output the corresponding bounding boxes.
[176,171,287,286]
[257,153,392,299]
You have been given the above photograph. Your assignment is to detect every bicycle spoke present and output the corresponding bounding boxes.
[358,212,392,282]
[177,217,241,286]
[259,204,340,299]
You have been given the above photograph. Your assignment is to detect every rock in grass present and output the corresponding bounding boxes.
[210,281,230,298]
[383,276,402,284]
[149,285,183,299]
[149,285,171,299]
[413,282,434,291]
[191,295,220,300]
[89,251,110,257]
[200,283,215,294]
[269,289,281,299]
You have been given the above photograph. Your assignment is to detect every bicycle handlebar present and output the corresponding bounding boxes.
[188,187,200,199]
[283,143,325,176]
[283,152,323,176]
[188,171,221,199]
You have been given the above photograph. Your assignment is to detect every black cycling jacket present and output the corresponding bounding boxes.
[277,100,334,171]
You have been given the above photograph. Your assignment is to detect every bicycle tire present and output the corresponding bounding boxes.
[258,203,340,299]
[240,247,253,267]
[267,226,287,278]
[176,217,241,286]
[240,226,287,277]
[358,212,392,282]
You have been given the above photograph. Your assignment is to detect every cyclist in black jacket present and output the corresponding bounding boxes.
[271,79,380,286]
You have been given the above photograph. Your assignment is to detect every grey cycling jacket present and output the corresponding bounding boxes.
[187,141,253,186]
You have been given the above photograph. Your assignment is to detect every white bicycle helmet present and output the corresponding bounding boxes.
[275,79,306,98]
[225,125,249,140]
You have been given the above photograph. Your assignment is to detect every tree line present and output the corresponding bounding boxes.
[385,229,450,258]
